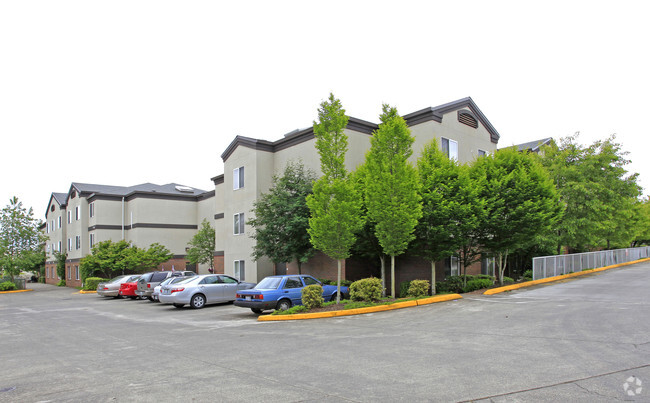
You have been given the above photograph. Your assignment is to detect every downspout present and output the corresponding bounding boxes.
[121,196,125,240]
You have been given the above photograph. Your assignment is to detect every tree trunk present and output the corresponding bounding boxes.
[336,258,342,304]
[380,255,386,297]
[431,260,436,295]
[391,254,396,298]
[297,260,302,275]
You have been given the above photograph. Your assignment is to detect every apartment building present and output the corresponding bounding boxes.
[43,182,214,287]
[213,97,501,286]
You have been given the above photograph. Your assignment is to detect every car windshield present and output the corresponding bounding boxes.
[175,276,199,285]
[107,276,126,283]
[254,277,282,290]
[159,277,175,286]
[125,275,140,282]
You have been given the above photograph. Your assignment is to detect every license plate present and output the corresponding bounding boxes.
[246,296,251,301]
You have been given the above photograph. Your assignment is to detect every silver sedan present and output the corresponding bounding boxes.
[158,274,255,309]
[97,275,141,297]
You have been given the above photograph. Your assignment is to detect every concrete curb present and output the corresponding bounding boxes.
[78,290,97,294]
[0,289,34,294]
[257,293,463,321]
[483,257,650,295]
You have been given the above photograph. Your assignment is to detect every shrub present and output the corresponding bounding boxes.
[0,281,17,291]
[302,284,324,309]
[462,278,493,293]
[399,281,411,298]
[350,277,383,302]
[318,278,352,287]
[502,276,515,285]
[83,277,108,291]
[57,279,66,287]
[407,280,430,298]
[522,270,533,281]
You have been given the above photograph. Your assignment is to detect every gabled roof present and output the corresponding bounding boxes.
[402,97,500,143]
[221,97,500,162]
[44,192,69,218]
[66,182,209,203]
[510,137,554,153]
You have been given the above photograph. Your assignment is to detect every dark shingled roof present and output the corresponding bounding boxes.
[509,137,554,153]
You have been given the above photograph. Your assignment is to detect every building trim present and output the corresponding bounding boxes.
[88,223,198,231]
[214,213,225,219]
[214,251,225,256]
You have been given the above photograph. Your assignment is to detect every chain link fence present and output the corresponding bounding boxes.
[532,246,650,280]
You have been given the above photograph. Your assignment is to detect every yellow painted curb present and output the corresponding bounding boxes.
[0,289,34,294]
[257,293,463,321]
[78,290,97,294]
[484,257,650,295]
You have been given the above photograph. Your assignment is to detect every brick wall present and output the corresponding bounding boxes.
[213,255,224,274]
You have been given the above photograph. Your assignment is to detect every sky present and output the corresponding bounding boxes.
[2,1,649,220]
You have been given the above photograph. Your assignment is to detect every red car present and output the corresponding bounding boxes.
[119,280,141,299]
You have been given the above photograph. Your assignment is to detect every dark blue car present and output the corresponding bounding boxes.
[234,275,349,314]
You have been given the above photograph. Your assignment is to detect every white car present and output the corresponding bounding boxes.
[158,274,255,309]
[151,277,189,302]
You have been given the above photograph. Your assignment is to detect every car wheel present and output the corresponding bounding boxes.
[251,308,263,314]
[129,296,137,300]
[147,296,155,302]
[276,299,292,311]
[330,293,338,302]
[173,304,184,308]
[113,295,122,299]
[190,294,206,309]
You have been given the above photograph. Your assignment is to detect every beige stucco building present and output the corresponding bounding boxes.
[43,183,215,287]
[213,97,500,283]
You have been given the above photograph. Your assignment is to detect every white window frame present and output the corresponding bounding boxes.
[58,216,62,228]
[478,149,487,157]
[67,211,71,224]
[89,233,95,248]
[89,202,94,218]
[234,260,245,281]
[68,238,72,251]
[75,236,81,250]
[233,166,244,190]
[75,206,80,221]
[58,241,62,252]
[75,266,80,281]
[441,137,459,161]
[234,213,245,235]
[67,267,71,280]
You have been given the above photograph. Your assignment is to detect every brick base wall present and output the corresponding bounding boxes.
[213,256,224,274]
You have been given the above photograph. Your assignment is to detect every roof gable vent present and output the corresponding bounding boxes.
[458,110,478,129]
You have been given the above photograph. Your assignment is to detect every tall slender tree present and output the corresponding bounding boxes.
[186,220,216,272]
[0,197,46,280]
[307,93,363,303]
[248,161,316,273]
[473,147,562,285]
[412,139,485,293]
[364,105,422,298]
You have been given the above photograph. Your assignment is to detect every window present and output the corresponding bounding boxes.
[444,256,459,277]
[75,206,80,221]
[89,233,95,248]
[89,202,95,218]
[234,213,245,235]
[233,166,244,190]
[234,260,245,281]
[67,211,71,224]
[75,236,81,250]
[50,220,54,232]
[75,266,80,280]
[67,267,71,280]
[283,277,303,289]
[458,110,479,128]
[200,276,219,285]
[441,137,458,161]
[68,238,72,251]
[58,241,62,252]
[58,216,62,228]
[478,149,487,157]
[221,276,238,284]
[303,276,320,286]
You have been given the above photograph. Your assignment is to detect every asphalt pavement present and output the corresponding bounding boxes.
[1,262,649,402]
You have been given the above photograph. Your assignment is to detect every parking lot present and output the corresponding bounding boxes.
[1,262,650,402]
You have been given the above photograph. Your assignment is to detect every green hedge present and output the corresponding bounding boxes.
[407,280,430,298]
[302,284,324,309]
[57,279,66,287]
[462,278,494,293]
[318,278,353,287]
[436,275,495,294]
[350,277,383,302]
[0,281,17,291]
[83,277,108,291]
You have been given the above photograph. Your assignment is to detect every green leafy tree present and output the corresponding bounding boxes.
[412,140,485,292]
[540,134,641,251]
[186,220,216,272]
[473,147,562,285]
[0,197,46,280]
[363,105,422,298]
[80,240,168,280]
[307,93,364,303]
[143,243,173,270]
[632,198,650,246]
[248,161,316,273]
[53,250,67,280]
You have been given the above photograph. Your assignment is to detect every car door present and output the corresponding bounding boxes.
[219,275,240,301]
[282,276,304,305]
[198,275,222,303]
